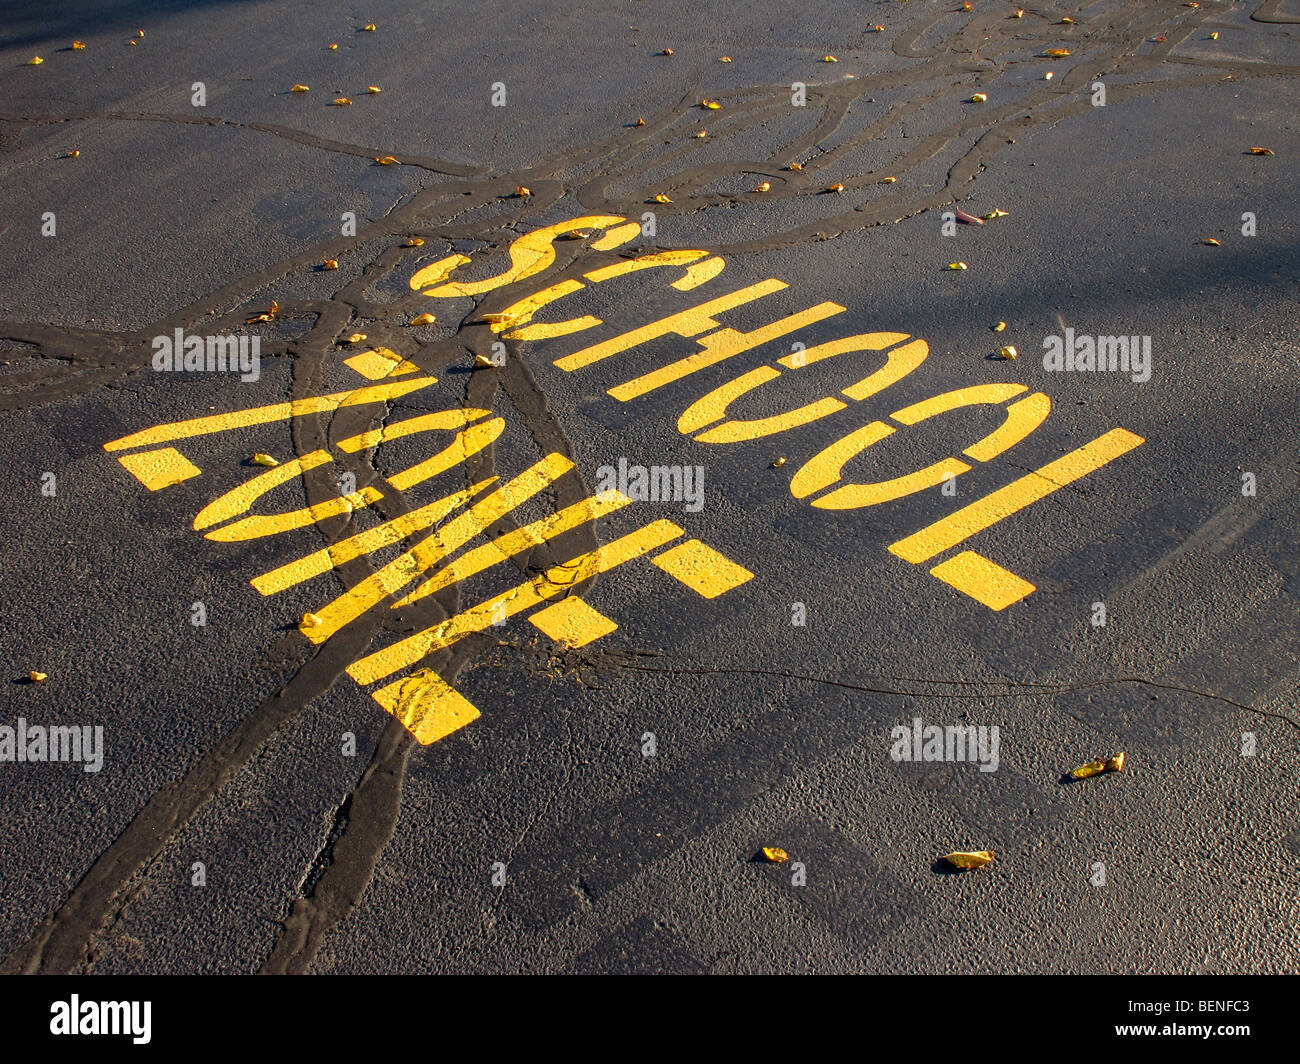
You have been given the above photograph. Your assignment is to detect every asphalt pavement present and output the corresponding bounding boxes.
[0,0,1297,974]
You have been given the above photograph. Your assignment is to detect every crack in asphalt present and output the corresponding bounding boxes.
[599,661,1300,732]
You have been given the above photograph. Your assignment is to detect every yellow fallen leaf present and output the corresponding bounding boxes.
[1248,146,1274,155]
[127,39,137,45]
[322,259,339,270]
[1059,16,1075,24]
[823,55,839,63]
[1043,71,1054,80]
[346,333,367,343]
[719,56,732,62]
[245,300,278,324]
[1000,345,1018,360]
[947,261,969,270]
[329,43,339,50]
[27,56,43,65]
[701,99,722,109]
[694,130,707,138]
[403,237,425,247]
[1043,48,1071,57]
[137,30,145,38]
[753,181,771,192]
[1105,752,1127,772]
[883,175,897,183]
[982,208,1009,219]
[962,1,974,10]
[72,41,86,50]
[1202,237,1221,246]
[1013,8,1025,16]
[363,23,376,31]
[29,670,47,683]
[993,321,1007,331]
[771,457,787,468]
[474,353,496,367]
[408,313,436,326]
[787,162,804,170]
[1071,759,1107,779]
[761,846,789,863]
[66,150,80,158]
[1210,32,1219,40]
[375,155,398,165]
[367,86,381,94]
[515,186,531,196]
[943,850,994,869]
[333,97,352,106]
[828,182,845,192]
[291,84,310,93]
[252,453,279,467]
[969,93,988,103]
[302,613,323,628]
[659,48,674,55]
[654,193,672,203]
[871,25,885,33]
[634,117,645,126]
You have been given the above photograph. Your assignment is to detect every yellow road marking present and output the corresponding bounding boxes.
[582,249,709,284]
[498,253,728,342]
[790,384,1058,509]
[963,393,1051,462]
[193,449,383,539]
[890,383,1027,424]
[839,338,929,401]
[301,455,574,644]
[116,447,202,491]
[394,489,632,606]
[650,539,754,598]
[333,409,505,494]
[413,216,630,297]
[608,302,844,402]
[684,332,924,443]
[494,280,590,339]
[343,347,420,380]
[384,419,505,493]
[370,669,481,745]
[929,551,1035,610]
[554,280,788,372]
[590,222,641,250]
[528,597,619,647]
[347,520,684,685]
[335,408,493,453]
[103,377,438,452]
[889,428,1146,564]
[249,480,495,596]
[815,457,971,510]
[408,255,472,293]
[506,315,603,342]
[678,366,781,435]
[670,256,726,290]
[789,420,894,498]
